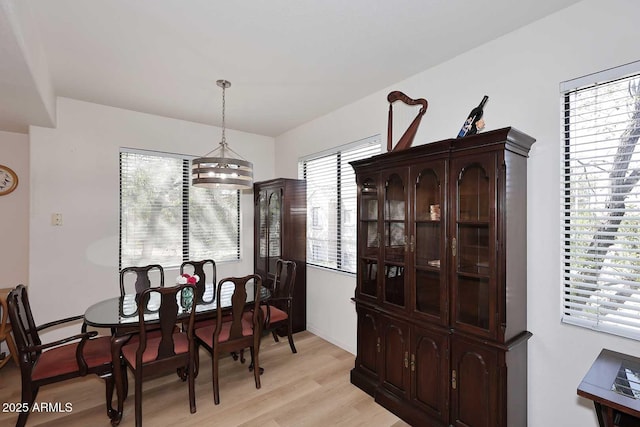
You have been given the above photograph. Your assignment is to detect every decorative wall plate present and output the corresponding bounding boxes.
[0,164,18,196]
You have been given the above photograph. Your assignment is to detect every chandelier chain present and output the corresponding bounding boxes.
[221,83,226,147]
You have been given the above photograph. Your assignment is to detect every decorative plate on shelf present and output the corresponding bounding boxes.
[0,164,18,196]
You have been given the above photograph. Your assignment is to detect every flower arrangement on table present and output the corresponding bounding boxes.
[176,273,200,285]
[176,274,199,309]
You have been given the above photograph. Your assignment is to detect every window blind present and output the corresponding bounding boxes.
[120,149,239,269]
[300,136,381,273]
[561,61,640,340]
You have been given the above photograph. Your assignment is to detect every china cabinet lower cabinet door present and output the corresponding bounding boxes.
[450,336,498,427]
[351,307,380,395]
[379,315,410,399]
[411,327,449,425]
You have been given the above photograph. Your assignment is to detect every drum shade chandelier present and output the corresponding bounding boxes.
[192,79,253,190]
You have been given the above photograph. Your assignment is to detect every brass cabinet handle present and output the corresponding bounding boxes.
[410,235,415,253]
[410,353,415,372]
[376,337,381,353]
[451,369,457,390]
[404,351,409,368]
[451,237,457,257]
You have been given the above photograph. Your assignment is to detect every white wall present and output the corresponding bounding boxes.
[0,130,29,289]
[0,130,29,355]
[275,1,640,425]
[29,97,274,338]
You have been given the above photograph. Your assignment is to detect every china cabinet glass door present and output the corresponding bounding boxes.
[383,170,407,308]
[358,177,379,299]
[412,162,447,325]
[451,154,496,334]
[267,190,282,274]
[256,190,268,275]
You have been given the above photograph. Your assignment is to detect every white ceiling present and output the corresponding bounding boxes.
[1,0,582,137]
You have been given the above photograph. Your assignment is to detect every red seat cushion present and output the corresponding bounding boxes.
[260,305,288,324]
[121,332,190,368]
[195,317,253,347]
[125,326,175,345]
[32,335,112,381]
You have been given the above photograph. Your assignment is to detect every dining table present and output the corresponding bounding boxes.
[84,280,269,426]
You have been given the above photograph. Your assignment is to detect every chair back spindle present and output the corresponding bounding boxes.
[119,264,165,295]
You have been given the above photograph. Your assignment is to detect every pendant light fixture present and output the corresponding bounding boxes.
[192,79,253,190]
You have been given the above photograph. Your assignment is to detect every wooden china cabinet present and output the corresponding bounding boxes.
[350,127,534,427]
[253,178,307,333]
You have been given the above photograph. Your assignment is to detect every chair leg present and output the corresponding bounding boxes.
[271,330,280,343]
[134,370,143,427]
[194,344,200,379]
[105,374,116,419]
[212,350,220,405]
[286,318,297,354]
[17,384,38,427]
[122,362,129,400]
[188,357,196,414]
[250,346,261,389]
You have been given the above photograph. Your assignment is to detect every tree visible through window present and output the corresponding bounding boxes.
[119,150,240,269]
[299,136,380,273]
[562,62,640,339]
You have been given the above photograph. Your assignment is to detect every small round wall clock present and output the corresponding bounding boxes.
[0,164,18,196]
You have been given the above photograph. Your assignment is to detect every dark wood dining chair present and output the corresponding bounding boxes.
[180,259,216,304]
[7,284,116,427]
[120,283,197,427]
[194,274,263,405]
[119,264,164,296]
[119,264,167,341]
[262,259,298,353]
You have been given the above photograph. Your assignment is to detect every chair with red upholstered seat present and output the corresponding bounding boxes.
[7,284,116,427]
[119,264,168,345]
[119,264,164,296]
[262,259,298,353]
[195,274,263,405]
[120,283,197,427]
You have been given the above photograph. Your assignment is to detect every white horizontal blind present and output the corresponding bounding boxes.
[300,136,380,273]
[561,61,640,340]
[189,183,239,261]
[120,150,239,269]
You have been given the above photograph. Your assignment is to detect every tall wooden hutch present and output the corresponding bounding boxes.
[350,127,534,427]
[253,178,307,333]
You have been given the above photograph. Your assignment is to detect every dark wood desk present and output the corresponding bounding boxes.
[85,282,268,426]
[578,349,640,427]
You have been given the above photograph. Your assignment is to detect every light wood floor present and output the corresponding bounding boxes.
[0,331,411,426]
